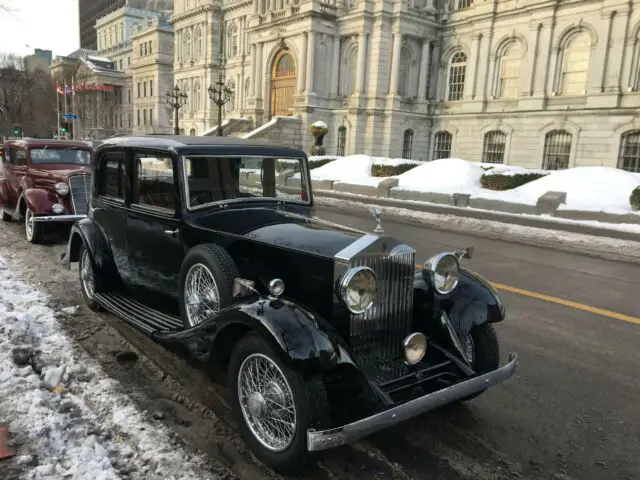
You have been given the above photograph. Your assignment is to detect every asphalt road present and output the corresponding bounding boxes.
[313,206,640,480]
[1,211,639,480]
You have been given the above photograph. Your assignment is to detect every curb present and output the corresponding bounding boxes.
[312,189,640,243]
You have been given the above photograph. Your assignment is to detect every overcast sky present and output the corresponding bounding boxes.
[0,0,79,58]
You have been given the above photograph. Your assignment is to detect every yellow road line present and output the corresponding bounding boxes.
[415,264,640,326]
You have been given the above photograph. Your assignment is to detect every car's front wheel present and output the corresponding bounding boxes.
[459,323,500,401]
[78,243,102,312]
[24,208,45,244]
[228,333,329,475]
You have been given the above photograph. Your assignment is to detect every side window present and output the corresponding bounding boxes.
[15,148,26,166]
[98,153,126,200]
[133,152,175,212]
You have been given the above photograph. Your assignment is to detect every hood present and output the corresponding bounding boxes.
[193,205,365,258]
[244,220,362,257]
[29,166,91,178]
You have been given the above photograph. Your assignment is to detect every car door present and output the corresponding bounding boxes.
[9,147,28,206]
[0,146,16,209]
[91,150,132,286]
[126,149,186,303]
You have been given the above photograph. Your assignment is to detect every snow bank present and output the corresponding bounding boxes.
[504,166,640,213]
[310,154,373,180]
[396,158,485,194]
[0,255,221,479]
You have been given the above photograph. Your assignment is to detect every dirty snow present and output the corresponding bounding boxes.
[0,254,220,480]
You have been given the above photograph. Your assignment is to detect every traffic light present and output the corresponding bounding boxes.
[13,126,22,137]
[60,122,69,135]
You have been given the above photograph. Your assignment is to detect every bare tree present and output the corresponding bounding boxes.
[0,53,56,137]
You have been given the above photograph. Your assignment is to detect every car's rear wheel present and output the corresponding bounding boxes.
[24,208,45,244]
[178,244,239,328]
[78,242,102,312]
[229,332,329,475]
[459,323,500,401]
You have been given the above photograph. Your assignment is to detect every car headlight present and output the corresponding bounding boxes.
[55,183,69,196]
[338,266,377,314]
[424,252,460,295]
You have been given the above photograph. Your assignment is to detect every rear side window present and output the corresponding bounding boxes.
[97,152,126,200]
[133,152,176,212]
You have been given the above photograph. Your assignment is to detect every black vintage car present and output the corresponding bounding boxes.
[60,135,518,474]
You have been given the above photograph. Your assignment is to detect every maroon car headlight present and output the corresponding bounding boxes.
[55,183,69,196]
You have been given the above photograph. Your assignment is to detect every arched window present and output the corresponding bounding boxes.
[183,81,191,112]
[542,130,572,170]
[482,131,507,164]
[194,28,203,58]
[229,25,239,57]
[183,31,192,61]
[433,131,452,159]
[244,78,250,108]
[336,126,347,156]
[447,52,466,101]
[497,42,522,98]
[227,81,236,111]
[618,131,640,172]
[193,81,201,112]
[190,128,196,136]
[402,129,414,159]
[560,32,591,96]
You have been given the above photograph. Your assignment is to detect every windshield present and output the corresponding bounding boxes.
[183,156,310,209]
[30,148,91,165]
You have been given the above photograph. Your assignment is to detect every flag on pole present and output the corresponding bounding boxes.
[56,84,64,95]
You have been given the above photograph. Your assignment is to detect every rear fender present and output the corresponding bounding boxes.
[152,296,355,375]
[21,188,58,215]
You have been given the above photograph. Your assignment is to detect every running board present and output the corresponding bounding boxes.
[94,292,183,335]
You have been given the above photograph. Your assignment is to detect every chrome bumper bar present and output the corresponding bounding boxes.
[307,352,519,452]
[32,214,86,222]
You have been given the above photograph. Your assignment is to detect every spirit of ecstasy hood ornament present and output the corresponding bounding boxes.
[368,205,384,234]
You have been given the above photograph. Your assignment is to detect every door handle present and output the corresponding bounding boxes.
[164,228,179,238]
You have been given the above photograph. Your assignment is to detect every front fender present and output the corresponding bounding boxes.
[61,218,114,275]
[152,296,352,375]
[22,188,58,214]
[413,268,505,340]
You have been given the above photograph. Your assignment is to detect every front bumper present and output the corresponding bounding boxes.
[307,352,518,452]
[32,214,86,223]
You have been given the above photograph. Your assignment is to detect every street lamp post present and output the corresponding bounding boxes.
[208,65,233,137]
[166,85,188,135]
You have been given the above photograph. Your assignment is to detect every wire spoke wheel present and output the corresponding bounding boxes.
[183,263,220,326]
[80,249,95,300]
[25,209,34,241]
[464,335,475,364]
[238,353,297,452]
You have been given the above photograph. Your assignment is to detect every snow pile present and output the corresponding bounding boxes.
[506,166,640,213]
[396,158,486,194]
[311,154,373,180]
[0,255,221,479]
[310,120,328,129]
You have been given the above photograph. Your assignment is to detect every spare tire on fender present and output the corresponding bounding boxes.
[178,243,239,328]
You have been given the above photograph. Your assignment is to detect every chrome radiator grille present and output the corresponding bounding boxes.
[348,249,415,372]
[69,175,91,215]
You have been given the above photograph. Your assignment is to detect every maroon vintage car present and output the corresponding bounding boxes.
[0,138,93,243]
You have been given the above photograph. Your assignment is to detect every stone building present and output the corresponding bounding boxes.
[169,0,640,173]
[131,16,175,134]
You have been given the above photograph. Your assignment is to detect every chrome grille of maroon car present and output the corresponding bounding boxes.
[69,175,91,215]
[334,235,416,378]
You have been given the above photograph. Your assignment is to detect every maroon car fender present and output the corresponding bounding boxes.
[22,188,58,214]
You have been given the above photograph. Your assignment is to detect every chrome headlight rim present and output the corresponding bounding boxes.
[424,252,461,295]
[338,265,377,315]
[55,182,69,196]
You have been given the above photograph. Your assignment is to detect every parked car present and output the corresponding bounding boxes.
[60,135,518,474]
[0,138,93,243]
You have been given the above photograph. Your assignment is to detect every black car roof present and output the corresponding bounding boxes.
[97,135,307,158]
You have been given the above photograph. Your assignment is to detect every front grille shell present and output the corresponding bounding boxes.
[334,235,416,378]
[69,174,92,215]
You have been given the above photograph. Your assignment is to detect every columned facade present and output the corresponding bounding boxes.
[169,0,640,172]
